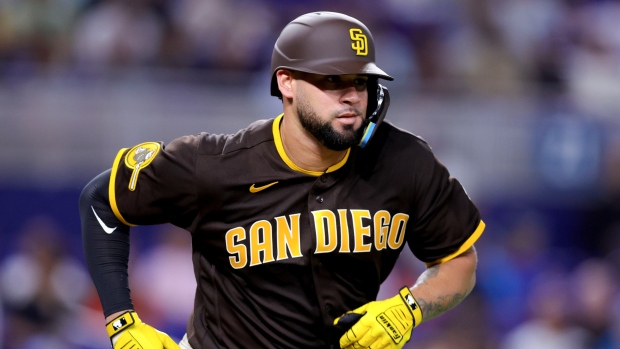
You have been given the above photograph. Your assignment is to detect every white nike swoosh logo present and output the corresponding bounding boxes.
[91,206,117,234]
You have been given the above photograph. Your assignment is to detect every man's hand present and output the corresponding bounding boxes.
[334,287,423,349]
[106,311,180,349]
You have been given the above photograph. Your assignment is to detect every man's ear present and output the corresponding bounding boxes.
[276,70,295,99]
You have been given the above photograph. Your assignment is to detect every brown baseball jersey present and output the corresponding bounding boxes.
[108,114,485,349]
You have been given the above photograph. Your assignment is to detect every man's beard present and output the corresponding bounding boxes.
[297,97,366,151]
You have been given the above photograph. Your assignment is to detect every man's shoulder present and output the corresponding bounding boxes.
[352,121,438,180]
[195,118,275,155]
[374,121,433,156]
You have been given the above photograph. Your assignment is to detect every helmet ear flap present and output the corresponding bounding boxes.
[366,78,379,118]
[359,83,389,148]
[271,73,283,99]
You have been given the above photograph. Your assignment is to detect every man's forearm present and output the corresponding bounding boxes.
[410,246,477,322]
[80,170,134,317]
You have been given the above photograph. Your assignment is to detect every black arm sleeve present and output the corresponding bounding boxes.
[79,169,134,317]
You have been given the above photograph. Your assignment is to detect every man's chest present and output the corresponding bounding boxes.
[196,173,412,270]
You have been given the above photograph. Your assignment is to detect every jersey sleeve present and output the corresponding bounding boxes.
[407,147,485,266]
[109,135,201,227]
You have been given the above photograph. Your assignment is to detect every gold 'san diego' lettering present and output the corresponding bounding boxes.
[225,209,408,269]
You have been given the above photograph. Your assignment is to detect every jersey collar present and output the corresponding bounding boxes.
[272,114,350,176]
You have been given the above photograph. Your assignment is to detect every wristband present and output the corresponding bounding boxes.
[398,287,423,328]
[106,311,138,338]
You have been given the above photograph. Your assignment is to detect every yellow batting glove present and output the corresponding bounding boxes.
[334,287,423,349]
[106,311,180,349]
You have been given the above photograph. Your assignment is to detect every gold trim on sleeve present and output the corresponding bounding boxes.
[426,220,485,266]
[109,148,135,226]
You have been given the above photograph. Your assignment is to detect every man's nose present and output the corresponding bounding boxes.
[340,86,362,106]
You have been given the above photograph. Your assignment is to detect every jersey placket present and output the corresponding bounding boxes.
[305,171,344,340]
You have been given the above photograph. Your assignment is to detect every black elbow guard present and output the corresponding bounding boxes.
[79,169,134,317]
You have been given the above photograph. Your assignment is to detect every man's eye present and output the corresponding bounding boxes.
[354,79,368,91]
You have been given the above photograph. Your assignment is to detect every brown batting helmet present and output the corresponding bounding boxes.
[270,12,393,97]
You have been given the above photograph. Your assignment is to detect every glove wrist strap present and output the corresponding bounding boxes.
[106,311,139,338]
[399,287,423,328]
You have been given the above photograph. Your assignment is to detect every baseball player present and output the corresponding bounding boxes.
[80,11,485,349]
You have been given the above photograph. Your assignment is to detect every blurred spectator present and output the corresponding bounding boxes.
[613,296,620,348]
[169,0,276,71]
[0,291,3,348]
[570,258,619,349]
[383,0,461,88]
[0,0,81,76]
[489,0,567,93]
[476,211,553,334]
[450,0,523,94]
[566,1,620,119]
[582,136,620,258]
[0,216,91,349]
[72,0,166,69]
[131,224,196,341]
[500,272,590,349]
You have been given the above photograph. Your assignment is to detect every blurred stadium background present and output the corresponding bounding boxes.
[1,0,620,348]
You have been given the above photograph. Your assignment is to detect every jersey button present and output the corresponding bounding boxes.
[316,196,324,203]
[320,175,327,182]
